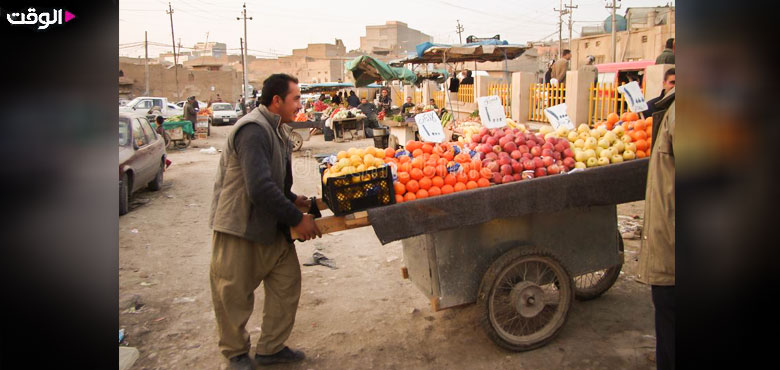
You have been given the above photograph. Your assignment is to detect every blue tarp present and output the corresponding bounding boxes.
[300,82,384,92]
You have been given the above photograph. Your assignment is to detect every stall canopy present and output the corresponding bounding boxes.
[300,82,383,93]
[346,55,418,87]
[389,40,530,66]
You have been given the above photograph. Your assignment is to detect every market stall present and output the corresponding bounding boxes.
[292,117,653,351]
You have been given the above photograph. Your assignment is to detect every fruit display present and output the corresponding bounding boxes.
[332,108,367,120]
[594,111,654,159]
[322,146,390,185]
[294,112,308,122]
[440,111,454,129]
[313,100,329,112]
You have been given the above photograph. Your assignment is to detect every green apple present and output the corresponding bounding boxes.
[621,135,632,143]
[555,127,568,137]
[578,132,590,141]
[575,150,587,162]
[600,148,612,159]
[590,129,601,139]
[611,154,624,163]
[597,138,610,149]
[575,161,587,169]
[585,137,598,149]
[612,125,625,136]
[567,131,579,141]
[539,125,553,135]
[577,123,590,133]
[597,157,610,166]
[584,149,597,159]
[603,131,617,144]
[586,157,598,167]
[626,142,637,153]
[613,141,626,154]
[574,138,585,148]
[623,150,636,160]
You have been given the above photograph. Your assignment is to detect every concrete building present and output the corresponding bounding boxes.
[193,42,227,58]
[360,21,432,57]
[570,6,675,68]
[119,61,243,102]
[247,39,350,85]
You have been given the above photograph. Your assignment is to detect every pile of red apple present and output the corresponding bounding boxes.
[465,127,576,184]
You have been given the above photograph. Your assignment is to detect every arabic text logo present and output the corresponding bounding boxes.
[6,8,75,30]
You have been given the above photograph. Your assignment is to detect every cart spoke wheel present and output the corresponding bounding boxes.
[573,234,624,301]
[478,249,573,352]
[291,131,303,152]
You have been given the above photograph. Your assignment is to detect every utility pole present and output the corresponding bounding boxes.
[239,36,245,101]
[237,3,253,99]
[144,31,149,95]
[554,1,569,58]
[606,0,622,63]
[565,1,578,49]
[456,20,464,44]
[166,2,179,99]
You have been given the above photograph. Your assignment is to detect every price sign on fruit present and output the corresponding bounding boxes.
[414,111,446,143]
[618,81,648,112]
[544,103,574,130]
[477,95,507,129]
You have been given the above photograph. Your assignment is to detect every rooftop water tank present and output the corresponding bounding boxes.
[604,14,628,33]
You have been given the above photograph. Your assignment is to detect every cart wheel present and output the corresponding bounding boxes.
[573,235,624,301]
[477,249,573,352]
[290,131,303,152]
[388,134,399,150]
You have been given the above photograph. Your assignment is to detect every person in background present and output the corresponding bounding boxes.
[216,94,223,102]
[579,55,599,84]
[460,69,474,85]
[239,96,247,116]
[642,68,675,143]
[331,92,342,106]
[154,115,173,169]
[377,89,392,114]
[428,98,440,115]
[347,90,360,108]
[552,49,571,85]
[401,96,415,118]
[209,73,320,370]
[544,59,555,84]
[637,85,675,370]
[358,97,385,138]
[656,38,675,64]
[448,67,460,94]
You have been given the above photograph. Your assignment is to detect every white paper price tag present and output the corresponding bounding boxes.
[414,111,446,143]
[617,81,649,112]
[544,103,574,130]
[477,95,507,129]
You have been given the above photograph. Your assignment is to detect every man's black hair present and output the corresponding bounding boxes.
[466,70,472,77]
[665,38,674,49]
[562,49,571,56]
[156,115,164,124]
[260,74,299,107]
[664,68,675,81]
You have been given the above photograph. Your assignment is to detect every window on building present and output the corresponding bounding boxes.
[596,41,601,47]
[641,35,648,43]
[584,42,589,48]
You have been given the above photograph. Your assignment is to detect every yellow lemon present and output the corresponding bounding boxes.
[363,153,375,165]
[375,149,385,159]
[338,158,350,168]
[374,158,384,168]
[347,147,358,156]
[365,147,377,156]
[337,151,348,160]
[352,175,362,184]
[356,164,366,172]
[350,155,362,166]
[343,166,356,175]
[356,149,365,157]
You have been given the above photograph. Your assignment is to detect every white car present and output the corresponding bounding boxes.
[175,100,208,110]
[211,103,237,125]
[121,97,182,118]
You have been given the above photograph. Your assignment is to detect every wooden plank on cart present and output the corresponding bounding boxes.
[295,198,329,213]
[289,211,370,240]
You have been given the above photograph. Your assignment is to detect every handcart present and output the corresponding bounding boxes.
[161,120,194,149]
[293,158,648,352]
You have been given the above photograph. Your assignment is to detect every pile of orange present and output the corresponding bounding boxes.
[596,112,654,159]
[384,140,491,203]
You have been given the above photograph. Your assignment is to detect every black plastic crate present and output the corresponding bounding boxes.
[320,164,396,216]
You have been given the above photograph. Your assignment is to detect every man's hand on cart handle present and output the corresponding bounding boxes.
[293,195,311,210]
[292,214,322,241]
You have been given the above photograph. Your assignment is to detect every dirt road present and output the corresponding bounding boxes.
[119,125,656,369]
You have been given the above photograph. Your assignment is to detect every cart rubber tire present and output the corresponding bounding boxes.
[573,235,624,301]
[147,160,164,191]
[119,172,131,216]
[477,248,573,352]
[388,134,399,150]
[290,131,303,152]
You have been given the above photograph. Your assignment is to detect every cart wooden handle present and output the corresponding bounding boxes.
[295,198,329,213]
[290,211,371,240]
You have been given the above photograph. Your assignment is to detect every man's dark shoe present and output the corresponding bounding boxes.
[228,353,255,370]
[254,346,305,366]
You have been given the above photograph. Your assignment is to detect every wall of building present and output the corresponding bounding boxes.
[119,62,243,103]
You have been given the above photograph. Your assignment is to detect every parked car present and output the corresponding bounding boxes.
[119,112,167,215]
[119,98,131,107]
[210,103,237,125]
[594,60,655,97]
[175,100,208,110]
[121,96,183,118]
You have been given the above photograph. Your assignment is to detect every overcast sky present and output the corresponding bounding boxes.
[120,0,674,59]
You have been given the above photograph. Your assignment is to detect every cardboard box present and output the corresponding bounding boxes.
[197,133,208,139]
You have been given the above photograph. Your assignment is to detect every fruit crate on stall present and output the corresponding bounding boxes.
[319,164,396,216]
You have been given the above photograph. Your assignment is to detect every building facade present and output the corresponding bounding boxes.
[360,21,432,57]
